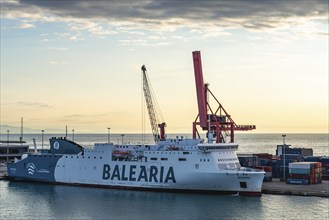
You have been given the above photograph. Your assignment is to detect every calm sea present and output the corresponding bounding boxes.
[0,181,328,220]
[1,133,328,156]
[0,133,328,219]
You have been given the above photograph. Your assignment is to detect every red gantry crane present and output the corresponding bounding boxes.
[192,51,256,143]
[141,65,166,143]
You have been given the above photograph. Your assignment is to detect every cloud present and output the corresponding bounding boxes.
[45,60,68,65]
[57,112,115,124]
[15,22,35,29]
[48,47,69,51]
[1,0,327,33]
[68,20,117,36]
[17,101,51,108]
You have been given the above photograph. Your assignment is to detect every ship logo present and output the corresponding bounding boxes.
[54,141,60,150]
[27,163,36,175]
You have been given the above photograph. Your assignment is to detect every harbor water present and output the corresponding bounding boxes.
[1,181,328,220]
[1,133,328,156]
[0,133,328,219]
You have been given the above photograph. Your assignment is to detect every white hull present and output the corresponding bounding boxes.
[8,138,265,196]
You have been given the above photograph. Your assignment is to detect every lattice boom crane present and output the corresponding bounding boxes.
[141,65,166,143]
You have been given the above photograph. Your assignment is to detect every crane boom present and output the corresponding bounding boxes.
[141,65,166,142]
[192,51,256,143]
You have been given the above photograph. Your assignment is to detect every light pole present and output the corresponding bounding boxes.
[121,134,125,144]
[72,129,75,142]
[41,130,44,150]
[6,130,9,162]
[282,134,286,181]
[107,127,111,143]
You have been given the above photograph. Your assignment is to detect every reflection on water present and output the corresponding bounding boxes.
[1,181,328,220]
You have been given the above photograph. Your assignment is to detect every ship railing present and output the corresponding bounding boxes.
[198,144,238,152]
[239,167,264,172]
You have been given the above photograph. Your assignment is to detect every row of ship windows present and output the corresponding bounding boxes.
[57,165,95,169]
[85,151,105,153]
[150,157,187,161]
[218,158,238,162]
[217,152,234,154]
[31,155,105,159]
[146,151,190,155]
[65,156,103,159]
[115,146,152,149]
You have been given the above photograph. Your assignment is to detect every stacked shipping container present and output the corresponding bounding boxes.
[303,156,329,180]
[287,162,322,185]
[238,150,328,181]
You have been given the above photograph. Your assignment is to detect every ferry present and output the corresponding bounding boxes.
[8,137,264,196]
[7,51,265,196]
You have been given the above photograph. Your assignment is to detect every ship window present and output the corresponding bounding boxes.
[100,157,102,159]
[183,152,189,155]
[179,158,186,161]
[88,157,90,159]
[94,157,96,159]
[200,159,202,162]
[207,159,210,162]
[195,164,199,169]
[218,164,227,169]
[150,157,157,161]
[161,158,168,161]
[240,182,247,188]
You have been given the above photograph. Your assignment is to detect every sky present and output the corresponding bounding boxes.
[0,0,328,135]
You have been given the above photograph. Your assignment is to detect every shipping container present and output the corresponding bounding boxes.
[322,175,329,180]
[289,162,321,169]
[289,174,311,179]
[320,157,329,164]
[280,154,302,161]
[276,145,312,157]
[287,178,309,185]
[303,156,322,162]
[254,153,273,159]
[289,168,310,174]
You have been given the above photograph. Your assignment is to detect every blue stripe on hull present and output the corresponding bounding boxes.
[7,155,62,181]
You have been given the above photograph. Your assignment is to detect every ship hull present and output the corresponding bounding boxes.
[7,154,264,196]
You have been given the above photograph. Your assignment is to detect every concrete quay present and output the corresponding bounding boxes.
[262,178,329,197]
